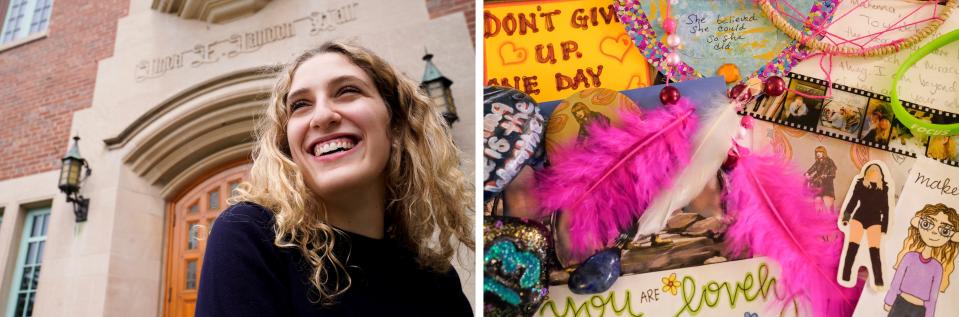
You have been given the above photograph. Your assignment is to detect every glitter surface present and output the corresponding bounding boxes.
[483,216,554,316]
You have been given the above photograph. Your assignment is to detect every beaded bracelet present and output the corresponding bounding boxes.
[756,0,956,57]
[890,27,959,136]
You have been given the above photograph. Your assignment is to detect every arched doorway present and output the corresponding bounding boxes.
[163,161,251,317]
[105,68,271,316]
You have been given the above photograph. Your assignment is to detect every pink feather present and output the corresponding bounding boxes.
[724,146,863,317]
[537,98,697,259]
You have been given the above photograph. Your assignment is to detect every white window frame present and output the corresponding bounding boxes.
[1,0,53,44]
[4,207,50,317]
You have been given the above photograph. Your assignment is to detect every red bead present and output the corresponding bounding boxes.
[740,115,753,128]
[659,86,681,105]
[764,76,786,97]
[721,150,739,171]
[728,84,751,100]
[663,18,677,34]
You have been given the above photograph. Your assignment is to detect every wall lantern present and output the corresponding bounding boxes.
[58,136,91,222]
[420,50,458,126]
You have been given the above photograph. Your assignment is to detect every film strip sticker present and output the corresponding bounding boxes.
[741,72,959,167]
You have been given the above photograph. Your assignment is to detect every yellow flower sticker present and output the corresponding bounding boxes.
[661,273,680,296]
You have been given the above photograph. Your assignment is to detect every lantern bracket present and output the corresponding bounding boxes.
[67,192,90,222]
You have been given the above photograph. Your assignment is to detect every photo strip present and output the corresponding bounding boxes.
[743,72,959,167]
[819,89,867,140]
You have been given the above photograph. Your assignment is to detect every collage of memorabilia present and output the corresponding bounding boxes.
[482,0,959,316]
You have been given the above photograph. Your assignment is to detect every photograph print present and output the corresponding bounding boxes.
[818,89,868,139]
[860,98,895,146]
[776,77,827,130]
[890,107,933,155]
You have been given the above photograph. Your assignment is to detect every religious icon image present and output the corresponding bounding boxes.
[571,102,611,141]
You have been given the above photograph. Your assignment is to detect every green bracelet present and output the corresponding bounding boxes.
[891,28,959,137]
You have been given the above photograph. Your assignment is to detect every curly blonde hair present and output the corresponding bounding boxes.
[231,41,474,304]
[895,203,959,292]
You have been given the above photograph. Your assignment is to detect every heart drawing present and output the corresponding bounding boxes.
[599,33,632,62]
[499,42,527,66]
[892,153,907,164]
[626,74,646,89]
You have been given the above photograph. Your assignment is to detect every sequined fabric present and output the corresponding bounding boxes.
[483,216,554,316]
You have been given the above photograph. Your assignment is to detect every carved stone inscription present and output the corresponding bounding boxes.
[136,2,359,81]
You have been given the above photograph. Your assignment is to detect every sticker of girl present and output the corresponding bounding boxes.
[838,161,895,290]
[805,146,837,210]
[884,203,959,317]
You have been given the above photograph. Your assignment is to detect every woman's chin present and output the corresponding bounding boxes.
[306,169,384,199]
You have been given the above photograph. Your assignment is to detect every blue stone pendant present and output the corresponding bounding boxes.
[568,248,621,294]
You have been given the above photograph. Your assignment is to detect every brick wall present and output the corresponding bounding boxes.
[0,1,129,181]
[425,0,475,44]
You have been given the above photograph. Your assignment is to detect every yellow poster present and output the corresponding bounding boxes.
[484,0,651,103]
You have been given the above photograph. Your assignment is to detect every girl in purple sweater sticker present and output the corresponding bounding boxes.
[885,203,959,317]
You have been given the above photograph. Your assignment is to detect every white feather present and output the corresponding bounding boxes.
[635,95,740,236]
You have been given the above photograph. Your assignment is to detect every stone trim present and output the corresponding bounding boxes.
[104,67,278,149]
[151,0,272,24]
[115,67,273,198]
[160,142,252,199]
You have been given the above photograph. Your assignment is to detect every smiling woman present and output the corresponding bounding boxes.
[194,41,474,316]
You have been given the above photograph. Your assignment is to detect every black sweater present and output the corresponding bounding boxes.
[842,180,889,232]
[195,203,472,316]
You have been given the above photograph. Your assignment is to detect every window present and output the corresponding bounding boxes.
[4,207,49,317]
[187,222,199,250]
[229,181,239,198]
[208,190,219,211]
[1,0,53,44]
[185,260,197,289]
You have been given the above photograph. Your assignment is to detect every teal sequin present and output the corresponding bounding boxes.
[484,240,541,288]
[484,276,521,305]
[483,216,552,316]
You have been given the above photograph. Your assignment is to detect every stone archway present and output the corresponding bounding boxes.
[109,67,277,199]
[101,67,275,316]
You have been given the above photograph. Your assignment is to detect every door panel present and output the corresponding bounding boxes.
[164,163,250,317]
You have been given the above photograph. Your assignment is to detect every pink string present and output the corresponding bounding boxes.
[824,18,940,51]
[859,2,935,48]
[665,0,672,87]
[769,0,945,100]
[777,0,806,23]
[820,0,868,29]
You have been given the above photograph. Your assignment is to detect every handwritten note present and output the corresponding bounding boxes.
[483,0,650,102]
[792,0,959,111]
[538,259,796,317]
[643,0,814,80]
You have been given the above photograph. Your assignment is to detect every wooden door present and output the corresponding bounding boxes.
[164,162,250,317]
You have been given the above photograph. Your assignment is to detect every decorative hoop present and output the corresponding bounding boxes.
[890,27,959,136]
[757,0,956,57]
